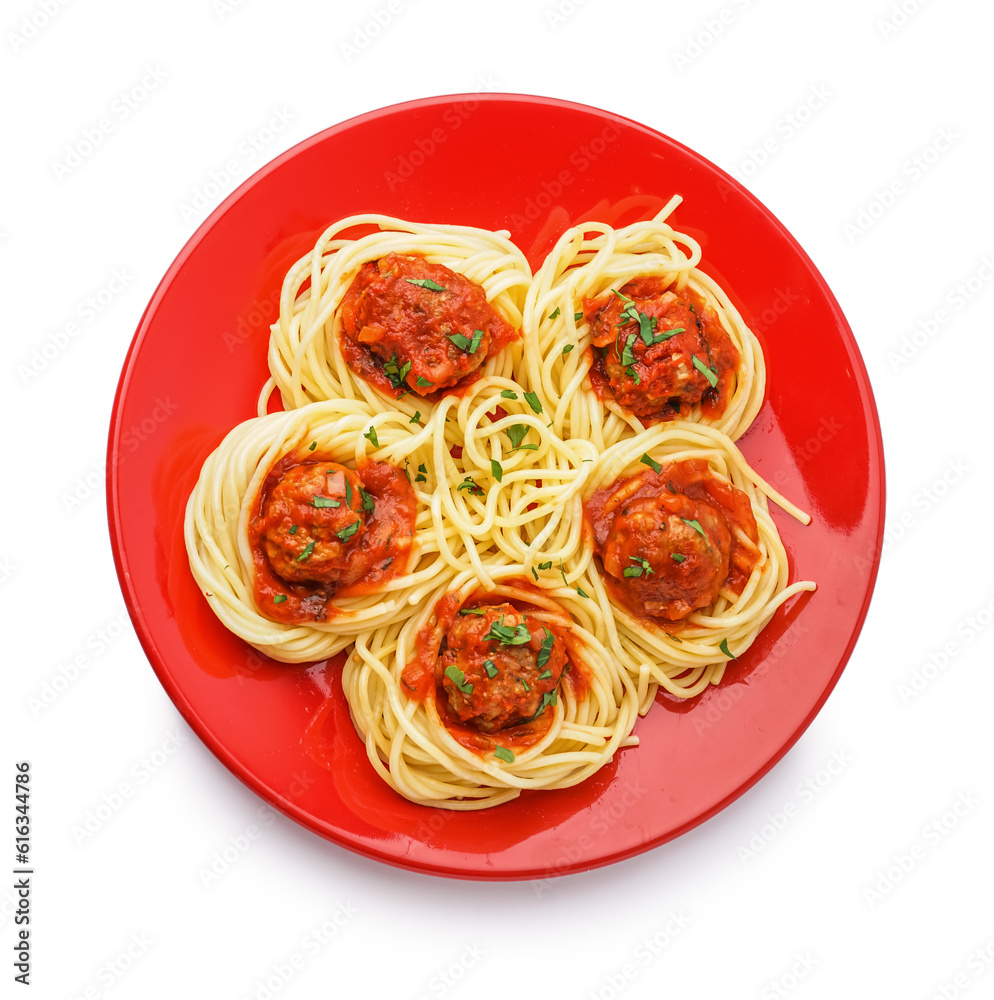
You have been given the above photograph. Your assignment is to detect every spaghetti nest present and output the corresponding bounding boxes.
[343,574,641,809]
[521,197,765,451]
[563,422,816,712]
[186,204,815,809]
[261,214,532,417]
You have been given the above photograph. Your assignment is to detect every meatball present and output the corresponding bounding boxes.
[439,603,567,733]
[584,278,737,421]
[257,462,368,585]
[340,253,514,395]
[599,494,731,620]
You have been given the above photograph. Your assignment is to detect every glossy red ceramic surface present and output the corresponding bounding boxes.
[107,94,884,880]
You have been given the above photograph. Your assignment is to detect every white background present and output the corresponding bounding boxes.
[3,0,993,997]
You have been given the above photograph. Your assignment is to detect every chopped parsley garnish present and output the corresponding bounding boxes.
[410,411,421,423]
[671,553,686,563]
[416,375,433,388]
[520,678,531,692]
[273,594,287,604]
[562,343,574,357]
[538,561,553,571]
[457,476,484,496]
[405,277,446,291]
[538,669,552,680]
[618,332,637,368]
[559,559,569,587]
[359,486,375,513]
[576,586,590,598]
[344,478,353,508]
[493,746,514,763]
[458,607,486,616]
[288,525,298,535]
[681,517,706,538]
[312,496,340,508]
[719,638,738,660]
[415,463,428,484]
[537,628,555,669]
[548,306,561,320]
[336,521,361,542]
[308,441,317,451]
[523,391,543,415]
[500,389,518,400]
[531,567,539,582]
[483,659,498,678]
[296,540,316,562]
[532,690,558,718]
[448,328,484,354]
[640,453,662,475]
[692,354,719,388]
[573,310,583,322]
[363,426,379,448]
[625,364,640,384]
[483,615,531,646]
[383,352,412,391]
[618,299,659,346]
[623,556,654,578]
[444,665,473,694]
[491,459,503,483]
[506,423,536,452]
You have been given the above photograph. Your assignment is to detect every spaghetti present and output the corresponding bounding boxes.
[261,215,533,417]
[185,198,815,809]
[521,197,765,451]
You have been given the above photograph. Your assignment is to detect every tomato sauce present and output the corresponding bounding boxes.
[249,455,417,624]
[583,278,740,423]
[339,253,518,401]
[584,459,760,624]
[401,586,585,756]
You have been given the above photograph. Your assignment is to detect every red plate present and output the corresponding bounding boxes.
[107,94,884,880]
